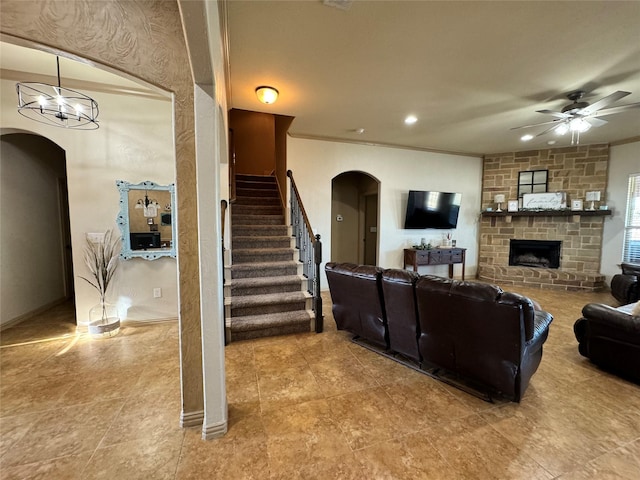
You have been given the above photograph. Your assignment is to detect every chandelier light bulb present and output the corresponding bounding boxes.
[570,118,591,133]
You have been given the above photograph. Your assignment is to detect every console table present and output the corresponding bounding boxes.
[403,248,466,280]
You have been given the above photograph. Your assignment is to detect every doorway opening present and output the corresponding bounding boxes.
[1,132,75,333]
[331,171,380,265]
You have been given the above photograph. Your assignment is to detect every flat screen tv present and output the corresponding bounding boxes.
[404,190,462,229]
[130,232,161,250]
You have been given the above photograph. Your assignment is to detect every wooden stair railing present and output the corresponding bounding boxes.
[287,170,323,332]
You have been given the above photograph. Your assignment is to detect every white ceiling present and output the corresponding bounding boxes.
[227,0,640,155]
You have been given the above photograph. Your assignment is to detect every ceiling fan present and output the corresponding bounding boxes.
[513,90,640,144]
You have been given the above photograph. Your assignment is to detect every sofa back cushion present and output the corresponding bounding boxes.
[415,276,534,395]
[381,269,421,362]
[325,262,388,348]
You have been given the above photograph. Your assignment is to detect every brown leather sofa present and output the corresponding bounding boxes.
[574,303,640,381]
[610,263,640,305]
[325,262,553,402]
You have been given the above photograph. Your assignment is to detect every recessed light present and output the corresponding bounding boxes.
[355,128,365,134]
[547,140,556,145]
[520,134,534,141]
[404,115,418,125]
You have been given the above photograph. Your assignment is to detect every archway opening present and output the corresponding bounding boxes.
[331,171,380,265]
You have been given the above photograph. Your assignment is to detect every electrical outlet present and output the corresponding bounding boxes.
[153,288,162,298]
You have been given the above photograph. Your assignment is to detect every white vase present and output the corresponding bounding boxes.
[88,301,120,338]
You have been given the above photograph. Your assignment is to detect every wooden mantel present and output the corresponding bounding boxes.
[481,209,612,223]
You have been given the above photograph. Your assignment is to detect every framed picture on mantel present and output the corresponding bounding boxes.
[508,200,519,212]
[572,199,583,211]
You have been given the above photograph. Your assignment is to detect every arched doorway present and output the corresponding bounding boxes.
[331,171,380,265]
[0,132,73,327]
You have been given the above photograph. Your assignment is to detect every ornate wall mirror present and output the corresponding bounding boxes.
[116,180,176,260]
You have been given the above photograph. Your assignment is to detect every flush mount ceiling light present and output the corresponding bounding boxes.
[404,115,418,125]
[255,86,279,104]
[16,56,99,130]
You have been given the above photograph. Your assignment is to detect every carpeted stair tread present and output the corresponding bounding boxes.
[230,275,302,288]
[230,275,303,296]
[230,310,312,334]
[231,291,307,307]
[232,236,291,249]
[236,174,276,183]
[234,196,281,206]
[236,188,279,198]
[230,261,299,279]
[232,214,285,225]
[232,205,283,215]
[232,248,294,264]
[232,225,289,236]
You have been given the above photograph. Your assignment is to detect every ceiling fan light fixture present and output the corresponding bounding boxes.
[570,118,591,133]
[255,86,279,104]
[555,123,569,136]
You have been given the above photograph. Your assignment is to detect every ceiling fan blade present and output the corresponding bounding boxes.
[590,102,640,117]
[536,109,570,119]
[580,91,631,115]
[535,123,564,138]
[510,118,565,131]
[586,117,608,128]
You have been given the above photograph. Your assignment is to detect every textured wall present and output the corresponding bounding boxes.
[0,0,203,418]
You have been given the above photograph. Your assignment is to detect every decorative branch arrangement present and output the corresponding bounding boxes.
[79,229,121,308]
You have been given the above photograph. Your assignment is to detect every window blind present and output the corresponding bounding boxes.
[623,173,640,263]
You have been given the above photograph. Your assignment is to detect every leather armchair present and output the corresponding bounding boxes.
[574,303,640,381]
[610,263,640,305]
[325,262,388,348]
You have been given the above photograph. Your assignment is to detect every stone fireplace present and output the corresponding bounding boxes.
[478,145,608,291]
[509,240,561,269]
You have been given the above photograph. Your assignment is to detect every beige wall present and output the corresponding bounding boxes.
[0,133,66,326]
[288,137,483,286]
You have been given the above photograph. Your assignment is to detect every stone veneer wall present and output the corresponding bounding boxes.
[479,144,609,291]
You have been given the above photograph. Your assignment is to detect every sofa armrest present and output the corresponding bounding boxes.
[580,303,640,334]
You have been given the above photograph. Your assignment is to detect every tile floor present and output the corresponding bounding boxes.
[1,286,639,479]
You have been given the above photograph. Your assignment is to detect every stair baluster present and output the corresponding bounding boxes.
[287,170,323,333]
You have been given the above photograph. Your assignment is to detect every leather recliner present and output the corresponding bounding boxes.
[381,269,421,363]
[574,303,640,381]
[610,263,640,305]
[325,262,388,348]
[414,275,552,402]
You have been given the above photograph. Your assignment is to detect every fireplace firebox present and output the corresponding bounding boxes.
[509,240,561,269]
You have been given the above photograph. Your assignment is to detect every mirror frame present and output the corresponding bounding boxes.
[116,180,177,260]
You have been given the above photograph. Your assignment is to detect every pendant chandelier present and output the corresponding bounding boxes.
[16,56,99,130]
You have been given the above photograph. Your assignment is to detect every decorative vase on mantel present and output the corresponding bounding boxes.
[88,299,120,337]
[79,229,121,339]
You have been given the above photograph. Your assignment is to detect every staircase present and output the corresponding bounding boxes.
[226,174,313,341]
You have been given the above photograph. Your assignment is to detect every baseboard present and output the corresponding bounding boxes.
[202,419,228,440]
[123,317,178,326]
[1,297,68,331]
[180,409,204,428]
